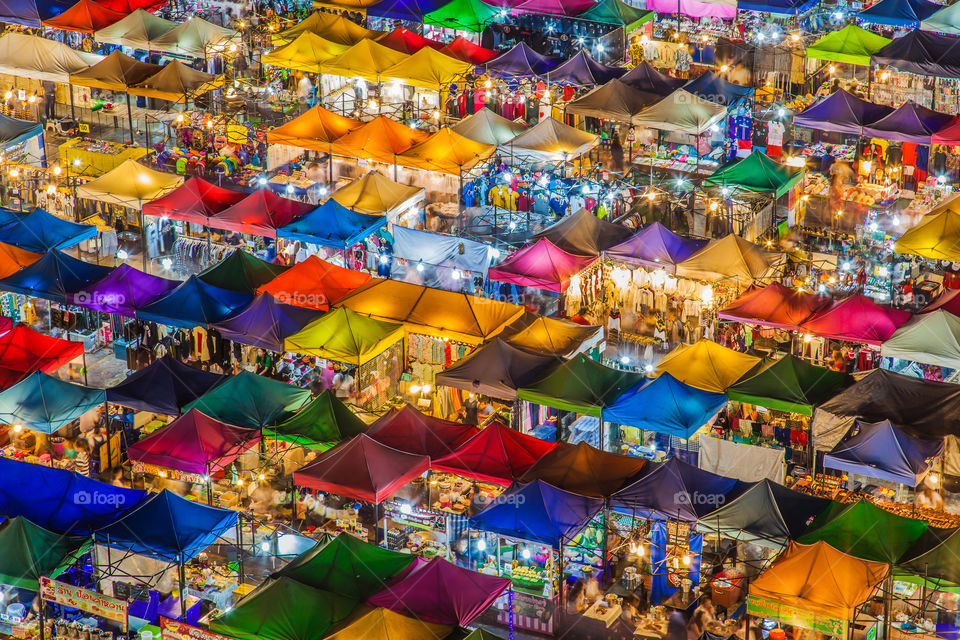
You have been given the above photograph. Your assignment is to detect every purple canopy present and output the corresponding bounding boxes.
[823,418,944,486]
[793,89,893,135]
[605,223,707,272]
[486,42,561,77]
[861,101,955,144]
[619,61,686,96]
[367,557,510,626]
[212,293,321,352]
[68,264,179,317]
[546,50,626,85]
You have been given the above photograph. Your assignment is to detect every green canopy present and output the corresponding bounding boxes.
[273,532,416,600]
[198,250,289,294]
[184,370,311,428]
[0,517,90,589]
[265,390,367,448]
[424,0,499,32]
[517,354,644,417]
[284,307,404,366]
[806,24,892,66]
[798,500,928,563]
[725,355,850,416]
[703,150,805,199]
[577,0,653,29]
[898,528,960,585]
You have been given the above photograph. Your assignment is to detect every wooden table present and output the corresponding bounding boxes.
[584,600,622,628]
[634,619,668,638]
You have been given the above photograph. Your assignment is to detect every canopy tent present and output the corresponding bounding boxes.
[0,324,84,390]
[922,1,960,33]
[262,31,350,72]
[136,276,253,328]
[127,408,259,475]
[0,33,102,82]
[141,176,245,222]
[397,128,497,175]
[338,278,523,344]
[294,434,430,503]
[698,480,831,547]
[515,0,592,14]
[899,528,960,584]
[619,62,686,96]
[368,0,449,23]
[0,243,40,280]
[273,12,383,46]
[149,16,237,58]
[381,46,472,90]
[530,207,632,257]
[197,249,289,295]
[324,607,451,640]
[605,222,706,272]
[922,287,960,315]
[432,421,557,485]
[806,24,892,65]
[824,419,943,487]
[268,106,362,152]
[330,170,424,215]
[682,71,753,106]
[735,0,814,14]
[517,354,643,416]
[366,404,480,458]
[676,234,778,284]
[435,337,561,400]
[439,36,498,64]
[0,371,105,434]
[546,51,626,86]
[645,0,735,18]
[881,309,960,369]
[368,558,511,626]
[285,307,404,365]
[872,30,960,79]
[331,115,430,164]
[199,189,314,239]
[704,151,804,198]
[564,79,659,124]
[631,89,728,134]
[184,370,311,428]
[390,226,494,287]
[377,27,443,54]
[655,339,762,393]
[41,0,126,34]
[94,9,175,49]
[257,255,370,311]
[212,293,320,352]
[859,0,940,27]
[518,441,648,498]
[578,0,652,27]
[502,117,597,163]
[470,480,604,547]
[485,42,561,78]
[95,489,237,562]
[861,101,954,144]
[800,294,911,346]
[894,209,960,261]
[0,250,112,304]
[106,354,225,414]
[0,114,42,152]
[799,500,928,563]
[0,0,73,26]
[488,238,597,293]
[726,355,850,416]
[76,158,182,207]
[793,89,893,135]
[501,313,601,357]
[0,208,96,253]
[268,390,367,447]
[717,282,831,330]
[0,517,89,589]
[128,60,222,103]
[67,264,178,317]
[602,373,727,439]
[322,39,409,82]
[424,0,499,32]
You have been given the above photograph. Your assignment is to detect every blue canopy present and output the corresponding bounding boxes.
[368,0,448,21]
[95,490,238,562]
[0,371,105,434]
[277,199,387,249]
[823,419,944,486]
[859,0,940,27]
[0,250,112,304]
[136,275,254,329]
[738,0,816,14]
[605,222,707,273]
[0,457,145,533]
[469,480,604,547]
[485,42,561,78]
[682,72,753,106]
[390,225,493,289]
[212,293,321,352]
[602,374,727,439]
[0,0,73,26]
[106,354,227,415]
[546,51,626,86]
[0,208,96,252]
[0,113,42,149]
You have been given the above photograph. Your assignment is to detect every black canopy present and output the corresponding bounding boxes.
[530,208,632,256]
[106,354,227,414]
[434,337,561,401]
[619,61,685,96]
[872,30,960,78]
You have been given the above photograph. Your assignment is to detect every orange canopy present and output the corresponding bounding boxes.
[0,242,41,279]
[273,11,383,46]
[128,60,221,103]
[257,255,371,310]
[268,106,363,151]
[398,128,496,175]
[43,0,127,33]
[332,115,429,164]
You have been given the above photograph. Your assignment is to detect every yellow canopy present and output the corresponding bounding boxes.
[675,234,779,284]
[337,278,524,344]
[324,609,451,640]
[268,106,363,151]
[381,47,472,90]
[397,128,496,175]
[262,32,350,72]
[128,60,222,103]
[331,170,424,214]
[284,307,404,366]
[322,39,409,82]
[895,209,960,262]
[504,314,601,357]
[332,115,429,164]
[655,338,761,393]
[75,158,183,207]
[273,11,383,46]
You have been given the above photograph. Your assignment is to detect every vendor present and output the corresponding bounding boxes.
[917,482,944,511]
[688,597,717,639]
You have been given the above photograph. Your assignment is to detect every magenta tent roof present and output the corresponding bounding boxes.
[605,222,706,272]
[366,404,479,458]
[431,421,558,485]
[516,0,593,15]
[69,263,179,317]
[367,557,510,626]
[800,294,912,345]
[488,238,596,293]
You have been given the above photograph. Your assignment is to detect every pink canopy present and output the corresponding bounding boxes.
[488,238,596,293]
[367,404,479,458]
[645,0,736,17]
[800,294,911,345]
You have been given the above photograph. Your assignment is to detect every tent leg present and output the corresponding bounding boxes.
[126,93,135,146]
[103,397,111,473]
[237,516,245,584]
[82,351,88,386]
[178,554,186,619]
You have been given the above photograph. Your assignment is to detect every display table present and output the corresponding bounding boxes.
[584,600,622,628]
[58,138,148,177]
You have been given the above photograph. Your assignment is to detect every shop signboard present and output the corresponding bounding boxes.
[747,595,846,637]
[131,460,206,485]
[160,617,233,640]
[384,501,447,533]
[40,577,128,629]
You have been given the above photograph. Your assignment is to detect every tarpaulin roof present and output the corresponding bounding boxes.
[489,238,596,293]
[861,100,954,144]
[718,282,831,330]
[824,419,943,487]
[0,113,42,151]
[127,408,259,474]
[895,209,960,261]
[736,0,815,15]
[470,480,603,546]
[793,89,893,135]
[268,106,363,151]
[682,71,754,106]
[655,339,762,393]
[128,60,222,103]
[136,275,254,328]
[76,158,183,206]
[369,0,449,23]
[806,24,891,65]
[397,128,497,175]
[859,0,940,27]
[899,528,960,584]
[201,188,314,238]
[67,263,178,317]
[324,607,452,640]
[198,249,289,294]
[504,117,598,161]
[367,404,480,458]
[872,30,960,79]
[631,89,728,133]
[0,208,96,253]
[486,41,561,78]
[323,38,409,81]
[749,541,889,620]
[439,36,498,64]
[645,0,735,18]
[881,309,960,369]
[602,373,727,439]
[922,286,960,315]
[578,0,652,27]
[517,353,644,416]
[258,255,370,311]
[704,151,805,198]
[338,278,523,343]
[263,31,350,72]
[0,250,112,304]
[391,225,493,284]
[620,61,686,96]
[565,78,660,123]
[605,222,706,272]
[0,517,89,589]
[0,371,105,434]
[502,314,602,357]
[268,390,368,447]
[106,353,225,414]
[922,1,960,34]
[932,118,960,145]
[150,16,237,58]
[0,324,84,390]
[294,433,430,503]
[435,337,561,400]
[377,27,443,54]
[727,355,850,416]
[274,11,382,46]
[184,370,311,428]
[212,293,320,352]
[94,9,175,49]
[368,557,511,625]
[331,170,424,214]
[432,421,557,485]
[519,441,648,498]
[0,242,38,280]
[799,500,928,563]
[515,0,592,15]
[285,306,404,365]
[142,176,246,221]
[529,208,632,258]
[42,0,126,33]
[425,0,499,31]
[801,294,911,346]
[0,33,102,81]
[676,234,777,283]
[0,0,70,26]
[332,115,430,164]
[70,50,162,90]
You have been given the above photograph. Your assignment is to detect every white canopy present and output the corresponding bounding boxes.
[631,89,727,134]
[0,32,102,83]
[94,9,177,50]
[881,309,960,370]
[503,117,597,161]
[150,17,238,58]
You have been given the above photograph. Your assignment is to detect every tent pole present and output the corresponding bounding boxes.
[82,351,88,386]
[178,553,186,618]
[207,462,214,506]
[103,397,111,474]
[237,515,245,584]
[126,93,135,146]
[70,84,75,122]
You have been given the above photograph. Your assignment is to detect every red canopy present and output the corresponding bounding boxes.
[294,434,430,503]
[42,0,127,32]
[142,177,246,222]
[256,255,371,310]
[488,238,596,293]
[800,294,911,345]
[208,190,314,238]
[718,283,832,330]
[431,421,557,485]
[921,288,960,316]
[0,324,84,389]
[439,36,498,64]
[367,404,479,458]
[377,27,444,53]
[97,0,166,11]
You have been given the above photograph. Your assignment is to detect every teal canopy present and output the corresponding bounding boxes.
[0,371,105,433]
[184,370,311,427]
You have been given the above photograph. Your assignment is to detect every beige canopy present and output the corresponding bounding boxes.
[0,32,102,83]
[451,108,528,145]
[150,16,237,58]
[76,158,183,207]
[94,9,176,50]
[632,89,727,134]
[676,234,779,284]
[503,117,598,161]
[128,60,222,103]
